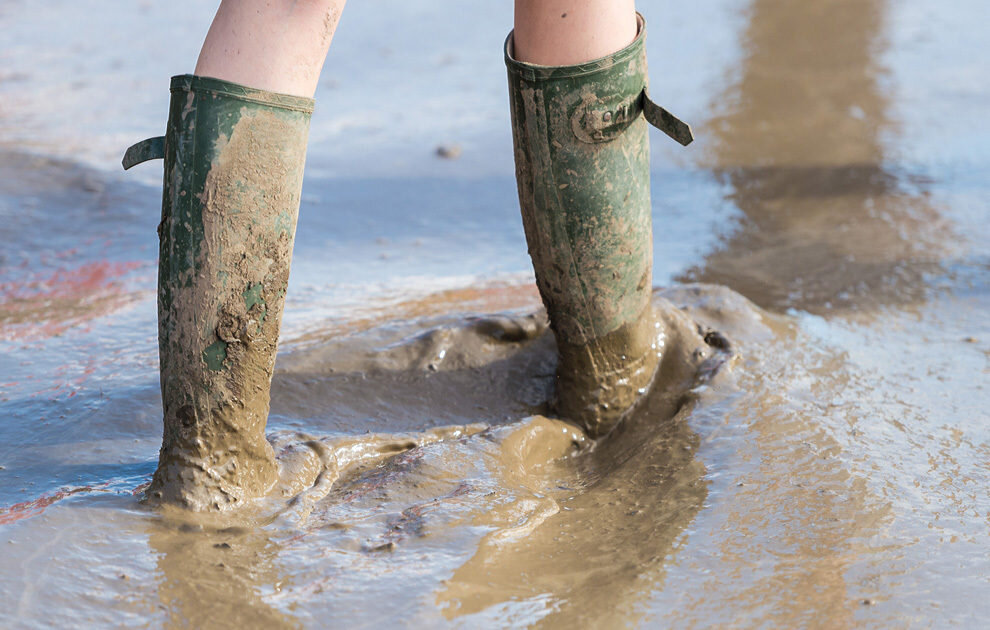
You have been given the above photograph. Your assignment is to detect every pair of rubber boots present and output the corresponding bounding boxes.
[124,15,691,510]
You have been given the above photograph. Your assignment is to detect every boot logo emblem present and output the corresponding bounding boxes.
[570,92,641,144]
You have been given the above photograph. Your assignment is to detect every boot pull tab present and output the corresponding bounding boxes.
[122,136,165,170]
[571,90,694,147]
[641,90,694,146]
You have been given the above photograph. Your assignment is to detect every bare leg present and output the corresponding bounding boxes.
[195,0,347,97]
[513,0,637,65]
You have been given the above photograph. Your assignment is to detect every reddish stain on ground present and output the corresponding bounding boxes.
[0,259,148,340]
[0,485,101,526]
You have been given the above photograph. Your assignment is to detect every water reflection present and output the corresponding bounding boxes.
[149,509,299,629]
[683,0,951,314]
[645,0,956,623]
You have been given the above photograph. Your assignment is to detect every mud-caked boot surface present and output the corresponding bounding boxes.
[123,76,313,510]
[505,15,692,437]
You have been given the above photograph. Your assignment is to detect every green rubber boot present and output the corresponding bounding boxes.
[505,15,692,437]
[123,75,313,510]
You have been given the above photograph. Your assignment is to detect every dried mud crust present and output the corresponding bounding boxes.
[149,109,308,511]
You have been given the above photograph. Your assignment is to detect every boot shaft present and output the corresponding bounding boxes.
[505,15,693,436]
[158,75,312,394]
[505,20,654,346]
[125,76,313,509]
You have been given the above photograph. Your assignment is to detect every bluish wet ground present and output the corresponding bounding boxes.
[1,0,988,627]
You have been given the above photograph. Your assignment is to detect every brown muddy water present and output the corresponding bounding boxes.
[1,0,988,627]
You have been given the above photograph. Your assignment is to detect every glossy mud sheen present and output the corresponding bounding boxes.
[1,0,988,627]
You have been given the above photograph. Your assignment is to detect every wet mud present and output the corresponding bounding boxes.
[140,286,735,629]
[0,284,738,627]
[1,0,988,627]
[682,0,951,315]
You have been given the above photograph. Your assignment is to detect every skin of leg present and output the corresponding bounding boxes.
[513,0,637,65]
[195,0,347,98]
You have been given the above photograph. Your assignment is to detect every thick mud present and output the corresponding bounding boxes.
[2,283,739,629]
[1,0,988,627]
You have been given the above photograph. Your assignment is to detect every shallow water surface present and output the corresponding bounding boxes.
[1,0,988,627]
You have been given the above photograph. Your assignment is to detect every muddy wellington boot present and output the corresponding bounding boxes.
[505,15,693,437]
[123,75,313,510]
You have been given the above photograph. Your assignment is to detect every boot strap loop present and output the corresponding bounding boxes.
[642,90,694,146]
[122,136,165,170]
[572,90,693,147]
